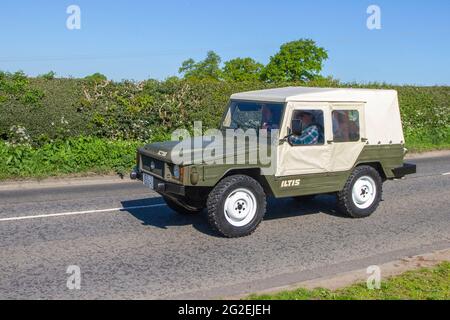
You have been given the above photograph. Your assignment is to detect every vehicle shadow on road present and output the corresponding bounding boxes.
[264,194,346,221]
[120,197,219,237]
[121,194,346,237]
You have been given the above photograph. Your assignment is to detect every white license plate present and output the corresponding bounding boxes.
[143,173,154,190]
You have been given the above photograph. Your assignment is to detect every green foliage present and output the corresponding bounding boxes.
[0,73,448,151]
[84,72,108,83]
[179,39,329,83]
[21,88,45,105]
[248,262,450,300]
[403,127,450,152]
[0,71,45,106]
[0,77,89,144]
[39,71,56,80]
[0,70,448,179]
[222,58,264,82]
[0,137,141,179]
[179,51,222,80]
[261,39,329,82]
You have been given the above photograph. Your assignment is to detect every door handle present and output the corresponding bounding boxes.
[361,138,368,143]
[327,140,334,144]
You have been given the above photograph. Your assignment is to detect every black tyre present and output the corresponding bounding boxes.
[163,196,203,215]
[206,175,266,238]
[337,165,383,218]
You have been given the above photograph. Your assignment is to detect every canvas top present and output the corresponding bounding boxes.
[232,86,405,146]
[230,86,398,103]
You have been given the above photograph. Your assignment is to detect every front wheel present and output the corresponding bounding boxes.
[206,175,266,238]
[337,166,383,218]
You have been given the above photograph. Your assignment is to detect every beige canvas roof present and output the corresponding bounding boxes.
[231,87,405,145]
[231,86,394,103]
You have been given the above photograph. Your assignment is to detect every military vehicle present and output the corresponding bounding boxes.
[131,87,416,238]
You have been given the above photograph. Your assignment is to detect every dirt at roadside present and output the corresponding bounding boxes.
[406,149,450,159]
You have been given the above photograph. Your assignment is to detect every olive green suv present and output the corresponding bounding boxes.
[131,87,416,238]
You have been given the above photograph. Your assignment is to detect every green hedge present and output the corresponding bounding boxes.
[0,72,449,179]
[2,73,448,147]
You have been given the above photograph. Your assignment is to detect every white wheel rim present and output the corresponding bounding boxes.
[223,188,257,227]
[352,176,377,209]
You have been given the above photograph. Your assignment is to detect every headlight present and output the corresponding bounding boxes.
[173,165,180,180]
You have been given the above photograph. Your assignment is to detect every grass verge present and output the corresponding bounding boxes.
[247,262,450,300]
[405,128,450,153]
[0,137,140,180]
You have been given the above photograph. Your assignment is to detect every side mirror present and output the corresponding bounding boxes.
[279,121,302,146]
[279,127,292,145]
[291,119,303,136]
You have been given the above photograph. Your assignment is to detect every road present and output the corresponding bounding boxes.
[0,155,449,299]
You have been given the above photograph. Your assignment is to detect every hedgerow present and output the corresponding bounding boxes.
[0,72,448,179]
[0,74,448,146]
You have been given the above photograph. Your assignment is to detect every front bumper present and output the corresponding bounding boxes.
[153,176,185,196]
[130,168,185,196]
[392,163,417,179]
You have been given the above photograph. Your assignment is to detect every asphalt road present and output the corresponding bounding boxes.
[0,155,449,299]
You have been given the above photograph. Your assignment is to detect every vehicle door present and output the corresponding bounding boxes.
[328,103,366,172]
[276,102,332,177]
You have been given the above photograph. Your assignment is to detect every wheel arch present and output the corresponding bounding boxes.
[354,161,388,181]
[220,168,273,196]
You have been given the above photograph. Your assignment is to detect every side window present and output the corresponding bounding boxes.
[332,110,360,142]
[289,109,324,146]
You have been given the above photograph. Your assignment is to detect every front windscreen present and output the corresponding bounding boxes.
[222,101,284,131]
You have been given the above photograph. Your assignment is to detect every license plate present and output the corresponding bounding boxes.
[143,173,154,190]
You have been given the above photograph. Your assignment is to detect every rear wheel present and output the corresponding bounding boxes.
[337,165,383,218]
[206,175,266,238]
[163,196,203,215]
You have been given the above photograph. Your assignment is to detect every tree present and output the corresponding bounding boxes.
[261,39,328,82]
[84,73,108,83]
[222,57,264,82]
[179,51,222,80]
[39,71,56,80]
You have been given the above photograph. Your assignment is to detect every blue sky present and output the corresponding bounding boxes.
[0,0,449,85]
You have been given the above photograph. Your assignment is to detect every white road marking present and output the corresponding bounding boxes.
[0,204,166,222]
[442,172,450,176]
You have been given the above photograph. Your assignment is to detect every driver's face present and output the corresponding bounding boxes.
[300,113,312,124]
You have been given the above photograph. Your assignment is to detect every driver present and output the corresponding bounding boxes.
[289,111,320,145]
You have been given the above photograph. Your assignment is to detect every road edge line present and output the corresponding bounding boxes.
[0,204,166,222]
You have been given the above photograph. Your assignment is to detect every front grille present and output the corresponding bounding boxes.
[141,155,165,178]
